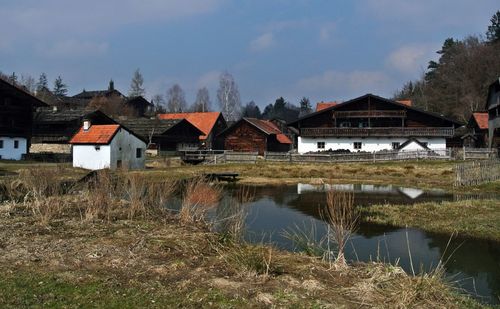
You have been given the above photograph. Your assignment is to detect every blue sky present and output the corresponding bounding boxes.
[1,0,498,108]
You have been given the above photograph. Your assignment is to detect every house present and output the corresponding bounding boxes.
[288,94,461,154]
[316,101,338,112]
[31,108,117,154]
[157,112,227,149]
[0,78,47,160]
[218,118,292,155]
[487,78,500,149]
[69,121,146,170]
[119,118,203,155]
[462,112,488,148]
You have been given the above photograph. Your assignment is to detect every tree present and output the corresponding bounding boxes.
[53,76,68,96]
[242,101,262,118]
[486,10,500,43]
[129,68,145,97]
[151,94,166,113]
[217,72,241,121]
[20,74,36,93]
[36,73,48,93]
[166,84,186,113]
[191,87,211,112]
[87,96,136,117]
[262,97,300,122]
[299,97,312,117]
[8,72,18,85]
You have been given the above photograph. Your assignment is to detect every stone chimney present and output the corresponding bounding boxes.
[83,119,91,131]
[108,79,115,91]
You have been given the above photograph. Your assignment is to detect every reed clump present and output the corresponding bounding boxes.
[179,176,221,224]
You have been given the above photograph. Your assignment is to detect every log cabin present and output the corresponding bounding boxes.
[0,78,47,160]
[462,112,488,148]
[487,78,500,149]
[218,118,292,155]
[288,94,462,154]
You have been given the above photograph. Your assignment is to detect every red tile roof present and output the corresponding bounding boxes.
[472,112,488,130]
[244,118,292,144]
[396,100,412,107]
[70,124,120,144]
[157,112,221,140]
[316,102,338,111]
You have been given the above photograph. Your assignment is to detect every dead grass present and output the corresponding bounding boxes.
[179,176,221,224]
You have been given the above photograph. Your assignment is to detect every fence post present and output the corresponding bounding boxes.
[463,145,466,161]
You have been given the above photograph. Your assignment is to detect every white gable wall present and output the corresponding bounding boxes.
[297,137,446,154]
[0,137,28,160]
[109,128,146,169]
[73,144,112,170]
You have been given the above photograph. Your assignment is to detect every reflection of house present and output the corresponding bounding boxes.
[487,78,500,148]
[69,121,146,170]
[289,94,461,154]
[0,79,47,160]
[120,118,203,155]
[157,112,227,149]
[462,112,488,148]
[218,118,292,155]
[32,108,117,153]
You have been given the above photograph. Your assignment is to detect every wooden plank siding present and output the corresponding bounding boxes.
[223,121,268,155]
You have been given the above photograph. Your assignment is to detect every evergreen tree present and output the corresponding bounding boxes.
[129,68,145,97]
[36,73,48,92]
[53,76,68,96]
[486,10,500,43]
[242,101,262,118]
[299,97,312,117]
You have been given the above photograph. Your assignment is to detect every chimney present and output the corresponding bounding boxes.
[83,119,91,131]
[108,79,114,91]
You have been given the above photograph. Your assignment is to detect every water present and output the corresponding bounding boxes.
[218,184,500,305]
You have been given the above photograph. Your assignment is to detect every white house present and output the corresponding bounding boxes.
[289,94,461,154]
[0,137,28,160]
[69,120,146,170]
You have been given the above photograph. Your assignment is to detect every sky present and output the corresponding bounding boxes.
[1,0,498,109]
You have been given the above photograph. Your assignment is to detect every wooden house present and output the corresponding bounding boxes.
[486,78,500,148]
[462,112,488,148]
[69,121,146,170]
[288,94,461,154]
[0,78,47,160]
[218,118,292,155]
[157,112,227,149]
[32,108,117,153]
[119,118,203,155]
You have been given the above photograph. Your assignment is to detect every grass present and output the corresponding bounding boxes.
[360,199,500,242]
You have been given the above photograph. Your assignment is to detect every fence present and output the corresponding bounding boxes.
[454,159,500,186]
[455,148,498,160]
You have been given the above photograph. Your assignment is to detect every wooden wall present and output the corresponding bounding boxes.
[223,121,267,155]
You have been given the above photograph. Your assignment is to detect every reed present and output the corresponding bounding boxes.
[179,177,221,224]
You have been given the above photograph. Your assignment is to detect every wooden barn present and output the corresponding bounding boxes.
[486,78,500,148]
[0,78,47,160]
[289,94,462,154]
[120,118,203,155]
[462,112,488,148]
[219,118,292,155]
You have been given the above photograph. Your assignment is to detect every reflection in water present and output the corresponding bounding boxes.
[221,184,500,305]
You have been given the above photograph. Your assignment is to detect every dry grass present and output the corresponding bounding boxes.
[179,176,221,224]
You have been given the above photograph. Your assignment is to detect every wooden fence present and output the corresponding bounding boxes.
[454,159,500,186]
[458,148,497,160]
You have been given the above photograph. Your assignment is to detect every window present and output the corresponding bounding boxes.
[392,142,400,150]
[0,140,3,149]
[136,148,142,158]
[354,142,362,150]
[317,142,325,149]
[14,140,19,149]
[94,146,101,151]
[340,122,351,128]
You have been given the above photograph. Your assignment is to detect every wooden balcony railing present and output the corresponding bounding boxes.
[300,127,455,137]
[332,110,406,118]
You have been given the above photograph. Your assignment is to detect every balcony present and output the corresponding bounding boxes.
[300,127,455,137]
[332,110,406,118]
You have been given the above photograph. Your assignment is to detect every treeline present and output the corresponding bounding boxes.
[394,11,500,122]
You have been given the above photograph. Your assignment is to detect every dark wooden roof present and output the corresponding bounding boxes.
[72,89,124,100]
[34,107,110,123]
[119,118,203,140]
[0,78,47,107]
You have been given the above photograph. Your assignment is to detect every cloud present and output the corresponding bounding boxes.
[197,70,221,88]
[297,70,392,99]
[319,22,337,42]
[37,40,109,58]
[249,32,275,52]
[386,43,438,74]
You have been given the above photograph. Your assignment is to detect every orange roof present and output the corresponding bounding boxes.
[316,102,338,111]
[158,112,221,140]
[396,100,412,107]
[276,134,292,144]
[70,124,120,144]
[472,112,488,130]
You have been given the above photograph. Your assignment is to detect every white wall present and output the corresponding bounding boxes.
[297,136,446,154]
[72,128,146,170]
[0,137,27,160]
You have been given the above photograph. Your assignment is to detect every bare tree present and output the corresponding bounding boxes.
[88,95,136,117]
[151,94,166,113]
[129,68,145,97]
[166,84,186,113]
[217,72,241,121]
[20,74,36,94]
[192,87,211,112]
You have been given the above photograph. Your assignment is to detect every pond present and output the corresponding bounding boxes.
[215,184,500,305]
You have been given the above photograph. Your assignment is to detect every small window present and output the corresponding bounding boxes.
[95,146,101,151]
[136,148,142,158]
[317,142,325,149]
[392,142,400,150]
[0,140,3,149]
[354,142,362,150]
[14,140,19,149]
